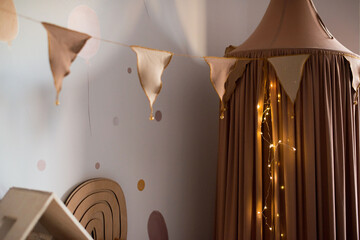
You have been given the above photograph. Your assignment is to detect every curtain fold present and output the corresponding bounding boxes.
[215,48,360,240]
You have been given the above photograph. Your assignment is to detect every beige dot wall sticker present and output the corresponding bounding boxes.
[68,5,101,135]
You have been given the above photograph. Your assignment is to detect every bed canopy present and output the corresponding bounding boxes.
[215,0,360,239]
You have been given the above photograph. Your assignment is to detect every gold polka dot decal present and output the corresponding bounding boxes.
[137,179,145,191]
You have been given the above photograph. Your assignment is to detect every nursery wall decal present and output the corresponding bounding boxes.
[37,159,46,172]
[148,211,169,240]
[137,179,145,191]
[67,5,101,135]
[67,5,101,62]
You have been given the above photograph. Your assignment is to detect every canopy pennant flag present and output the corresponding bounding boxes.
[42,22,91,105]
[223,59,251,104]
[344,56,360,91]
[204,57,247,119]
[131,46,173,120]
[268,54,310,103]
[0,0,18,45]
[344,56,360,104]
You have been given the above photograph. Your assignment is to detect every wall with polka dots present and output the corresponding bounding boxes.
[0,0,358,239]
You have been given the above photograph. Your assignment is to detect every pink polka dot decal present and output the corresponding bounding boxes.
[68,5,101,61]
[148,211,168,240]
[37,160,46,171]
[155,111,162,122]
[127,67,132,74]
[95,162,100,169]
[113,116,120,126]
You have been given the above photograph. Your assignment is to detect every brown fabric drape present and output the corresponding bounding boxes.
[215,48,360,240]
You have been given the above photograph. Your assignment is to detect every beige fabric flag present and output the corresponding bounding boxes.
[344,55,360,91]
[223,59,251,103]
[204,57,248,119]
[0,0,18,44]
[268,54,310,102]
[42,22,91,105]
[131,46,173,120]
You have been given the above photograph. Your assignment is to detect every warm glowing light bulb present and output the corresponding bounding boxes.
[292,147,296,151]
[264,206,267,210]
[281,233,284,237]
[269,227,272,231]
[270,176,273,180]
[278,140,282,143]
[270,83,273,88]
[260,132,263,135]
[257,104,260,109]
[269,144,274,148]
[257,211,261,215]
[281,186,285,190]
[277,94,281,98]
[277,213,280,217]
[268,164,271,168]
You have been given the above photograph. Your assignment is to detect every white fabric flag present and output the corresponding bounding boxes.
[344,55,360,91]
[268,55,310,103]
[131,46,173,120]
[204,57,249,119]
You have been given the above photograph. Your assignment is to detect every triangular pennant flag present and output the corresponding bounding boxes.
[204,57,244,119]
[268,54,310,103]
[131,46,173,120]
[223,59,251,103]
[344,55,360,91]
[0,0,18,44]
[42,22,91,105]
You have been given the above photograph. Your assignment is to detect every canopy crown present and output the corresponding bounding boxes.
[230,0,353,54]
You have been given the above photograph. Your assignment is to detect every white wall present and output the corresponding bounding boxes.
[0,0,358,239]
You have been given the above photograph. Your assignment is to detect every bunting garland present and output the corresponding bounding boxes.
[131,46,173,120]
[0,5,359,121]
[42,22,91,105]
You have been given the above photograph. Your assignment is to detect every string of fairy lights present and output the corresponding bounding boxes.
[256,69,296,238]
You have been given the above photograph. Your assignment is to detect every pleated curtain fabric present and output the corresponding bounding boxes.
[215,49,360,240]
